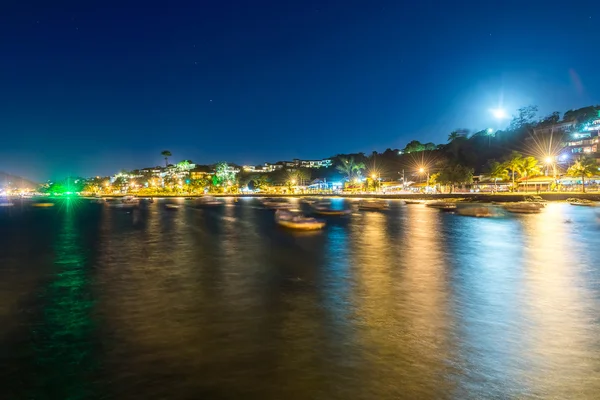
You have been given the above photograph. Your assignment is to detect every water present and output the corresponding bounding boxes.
[1,198,600,399]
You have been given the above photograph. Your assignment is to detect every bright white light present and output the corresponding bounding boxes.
[560,154,568,161]
[487,128,494,133]
[491,108,507,119]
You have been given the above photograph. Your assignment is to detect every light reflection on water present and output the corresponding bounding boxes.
[1,199,600,399]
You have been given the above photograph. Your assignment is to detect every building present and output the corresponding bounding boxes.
[531,121,576,138]
[294,159,332,168]
[561,119,600,159]
[190,165,212,180]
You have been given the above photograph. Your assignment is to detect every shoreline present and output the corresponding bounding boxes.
[83,192,600,203]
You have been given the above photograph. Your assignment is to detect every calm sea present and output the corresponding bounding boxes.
[1,198,600,399]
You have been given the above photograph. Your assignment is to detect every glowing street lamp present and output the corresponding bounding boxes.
[418,167,429,189]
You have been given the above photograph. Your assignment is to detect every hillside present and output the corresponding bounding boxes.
[0,172,38,189]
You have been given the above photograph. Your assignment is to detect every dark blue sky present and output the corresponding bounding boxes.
[1,0,599,180]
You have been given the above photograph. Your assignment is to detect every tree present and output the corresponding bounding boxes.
[504,151,523,188]
[518,156,542,190]
[335,156,365,181]
[251,175,271,191]
[402,140,426,153]
[447,131,461,142]
[539,111,561,126]
[437,164,473,193]
[488,161,509,190]
[567,156,598,193]
[510,105,538,131]
[214,162,236,186]
[161,150,172,167]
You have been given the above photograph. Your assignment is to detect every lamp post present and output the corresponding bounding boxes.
[544,156,558,191]
[419,167,429,192]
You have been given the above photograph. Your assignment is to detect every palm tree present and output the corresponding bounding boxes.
[352,161,366,178]
[489,161,509,191]
[447,131,460,142]
[567,156,598,192]
[518,156,542,192]
[504,151,523,190]
[336,156,365,181]
[161,150,172,167]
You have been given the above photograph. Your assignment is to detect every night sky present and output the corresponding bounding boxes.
[1,0,599,181]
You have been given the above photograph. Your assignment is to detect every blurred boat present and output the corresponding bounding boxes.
[262,198,293,209]
[456,205,499,217]
[567,198,597,207]
[426,201,457,211]
[0,201,15,207]
[503,202,544,214]
[404,200,422,205]
[358,200,389,210]
[195,196,224,207]
[312,203,351,216]
[165,203,181,210]
[107,196,139,208]
[524,195,546,203]
[275,210,326,230]
[301,197,318,205]
[32,202,54,208]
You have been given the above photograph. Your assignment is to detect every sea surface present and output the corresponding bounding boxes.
[1,198,600,399]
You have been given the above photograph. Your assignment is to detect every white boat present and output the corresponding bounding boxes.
[358,200,389,210]
[567,198,597,207]
[165,203,181,210]
[275,210,326,230]
[426,201,457,211]
[503,202,544,214]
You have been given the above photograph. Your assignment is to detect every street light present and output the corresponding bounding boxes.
[419,167,429,190]
[544,156,557,190]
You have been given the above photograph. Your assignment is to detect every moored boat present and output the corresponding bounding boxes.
[567,198,598,207]
[358,200,389,210]
[107,196,140,208]
[456,205,500,217]
[195,196,225,207]
[426,201,457,211]
[262,198,293,209]
[503,202,544,214]
[311,202,351,216]
[404,200,422,205]
[275,210,326,230]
